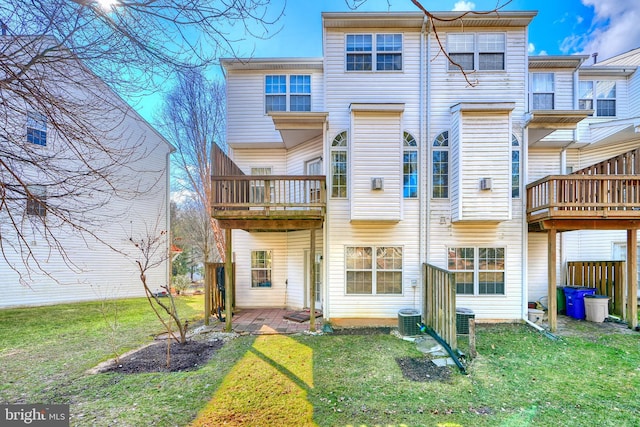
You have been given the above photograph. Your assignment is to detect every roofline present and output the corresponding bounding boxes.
[221,57,324,72]
[322,10,537,28]
[579,65,637,77]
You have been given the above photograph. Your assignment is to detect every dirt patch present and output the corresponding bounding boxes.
[331,327,392,335]
[103,339,224,374]
[395,356,451,382]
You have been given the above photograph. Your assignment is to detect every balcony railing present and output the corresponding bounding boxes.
[211,175,326,230]
[526,175,640,223]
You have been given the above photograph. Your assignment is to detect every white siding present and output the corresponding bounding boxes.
[452,110,512,222]
[350,111,402,221]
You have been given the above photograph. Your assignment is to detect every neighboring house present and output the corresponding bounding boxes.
[0,36,173,308]
[215,11,640,329]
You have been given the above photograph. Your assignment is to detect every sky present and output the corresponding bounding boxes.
[137,0,640,121]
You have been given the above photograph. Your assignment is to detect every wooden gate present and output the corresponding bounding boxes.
[205,262,235,319]
[423,263,457,350]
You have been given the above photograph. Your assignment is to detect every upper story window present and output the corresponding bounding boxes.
[330,131,347,198]
[26,111,47,146]
[531,73,554,110]
[579,80,616,117]
[26,184,47,217]
[346,34,402,71]
[265,75,311,113]
[403,132,418,199]
[447,33,505,71]
[511,134,520,199]
[432,131,449,199]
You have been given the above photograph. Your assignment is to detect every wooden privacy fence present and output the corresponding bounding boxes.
[423,263,457,350]
[566,260,625,316]
[205,262,235,318]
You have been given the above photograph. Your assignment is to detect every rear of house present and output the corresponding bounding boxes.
[218,10,640,328]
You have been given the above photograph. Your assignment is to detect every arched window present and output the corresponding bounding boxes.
[331,131,347,198]
[403,132,418,198]
[512,134,520,198]
[432,131,449,198]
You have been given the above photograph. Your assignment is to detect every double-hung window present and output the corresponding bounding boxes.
[531,73,555,110]
[512,134,520,198]
[346,246,402,295]
[346,34,402,71]
[26,111,47,146]
[447,33,505,71]
[265,75,311,113]
[251,250,272,288]
[26,184,47,217]
[579,80,616,117]
[448,247,505,295]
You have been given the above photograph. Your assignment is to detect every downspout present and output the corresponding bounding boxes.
[321,17,330,322]
[419,16,427,309]
[425,18,432,268]
[521,27,530,323]
[166,150,173,288]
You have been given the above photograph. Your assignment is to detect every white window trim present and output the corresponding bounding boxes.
[250,249,273,289]
[345,33,404,72]
[531,73,555,110]
[448,247,506,296]
[403,131,419,199]
[345,245,404,296]
[330,131,348,199]
[446,32,506,72]
[264,74,311,114]
[579,80,617,117]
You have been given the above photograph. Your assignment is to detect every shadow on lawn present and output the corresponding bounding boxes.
[190,327,316,427]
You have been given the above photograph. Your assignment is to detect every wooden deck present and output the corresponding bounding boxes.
[211,175,326,231]
[526,175,640,231]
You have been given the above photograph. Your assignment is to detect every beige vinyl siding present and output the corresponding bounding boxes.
[226,68,325,148]
[350,111,402,221]
[629,71,640,117]
[528,147,563,181]
[286,230,323,310]
[451,110,511,222]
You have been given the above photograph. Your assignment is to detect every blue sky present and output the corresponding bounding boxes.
[137,0,640,121]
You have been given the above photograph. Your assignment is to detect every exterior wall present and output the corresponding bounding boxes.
[576,76,630,143]
[322,23,424,319]
[350,110,402,221]
[225,67,324,148]
[1,94,171,308]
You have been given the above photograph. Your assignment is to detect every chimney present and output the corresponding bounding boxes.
[592,52,598,64]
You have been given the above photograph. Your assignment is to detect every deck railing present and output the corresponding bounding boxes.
[574,147,640,176]
[211,175,326,213]
[423,263,457,350]
[526,175,640,219]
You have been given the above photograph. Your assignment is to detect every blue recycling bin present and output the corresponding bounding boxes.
[564,287,597,320]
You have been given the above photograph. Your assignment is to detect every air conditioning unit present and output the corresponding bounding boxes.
[456,307,475,335]
[371,177,384,190]
[479,177,492,191]
[398,308,421,336]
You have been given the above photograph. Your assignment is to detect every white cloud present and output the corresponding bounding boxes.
[452,1,475,12]
[528,43,535,53]
[561,0,640,60]
[539,50,548,56]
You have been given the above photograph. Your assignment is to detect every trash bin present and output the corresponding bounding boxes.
[564,287,596,320]
[584,294,610,323]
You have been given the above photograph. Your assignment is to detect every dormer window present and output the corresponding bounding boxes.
[346,34,402,71]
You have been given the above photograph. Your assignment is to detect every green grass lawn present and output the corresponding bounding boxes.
[1,299,639,426]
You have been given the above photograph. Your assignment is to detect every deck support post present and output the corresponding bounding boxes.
[627,230,638,329]
[548,229,558,332]
[309,229,316,332]
[204,263,210,326]
[225,228,233,332]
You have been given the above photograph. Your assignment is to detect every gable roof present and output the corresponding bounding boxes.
[597,47,640,66]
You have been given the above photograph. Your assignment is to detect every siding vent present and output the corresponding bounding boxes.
[479,177,492,191]
[371,177,384,190]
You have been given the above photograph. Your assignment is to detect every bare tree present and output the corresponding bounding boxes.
[0,1,283,281]
[160,70,227,262]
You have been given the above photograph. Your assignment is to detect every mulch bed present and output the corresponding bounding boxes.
[395,356,451,382]
[104,339,224,374]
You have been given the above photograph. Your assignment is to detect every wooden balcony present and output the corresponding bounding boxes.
[211,175,326,231]
[526,175,640,231]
